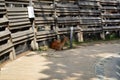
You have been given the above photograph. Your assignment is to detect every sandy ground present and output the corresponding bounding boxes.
[0,40,120,80]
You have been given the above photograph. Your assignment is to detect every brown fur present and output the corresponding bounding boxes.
[51,36,68,50]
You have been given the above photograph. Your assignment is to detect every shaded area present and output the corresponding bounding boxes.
[95,56,120,80]
[0,42,120,80]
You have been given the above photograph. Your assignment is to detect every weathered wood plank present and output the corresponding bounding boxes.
[34,9,54,12]
[8,15,28,19]
[11,30,33,38]
[0,36,9,42]
[8,12,28,16]
[37,34,56,39]
[102,20,120,23]
[0,7,5,10]
[9,18,30,23]
[36,30,55,35]
[12,34,34,42]
[9,21,30,26]
[0,42,13,53]
[9,24,31,30]
[0,17,8,24]
[0,48,12,57]
[37,37,55,41]
[78,1,99,6]
[103,26,120,30]
[0,11,6,15]
[13,37,33,46]
[35,21,54,24]
[6,7,27,12]
[0,29,11,38]
[35,17,54,21]
[56,3,78,8]
[0,2,5,6]
[5,1,29,5]
[34,5,53,9]
[80,28,102,32]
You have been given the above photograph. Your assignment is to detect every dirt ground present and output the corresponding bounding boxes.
[0,40,120,80]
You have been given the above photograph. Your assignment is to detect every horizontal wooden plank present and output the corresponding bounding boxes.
[0,48,12,57]
[13,37,33,46]
[80,28,102,31]
[56,13,79,16]
[0,42,13,53]
[0,7,5,10]
[37,31,55,35]
[37,37,55,42]
[33,1,53,4]
[79,17,101,20]
[5,1,29,5]
[34,5,53,9]
[101,14,120,17]
[36,30,55,35]
[9,21,30,26]
[8,15,28,19]
[0,0,5,2]
[103,26,120,30]
[0,36,9,42]
[0,11,6,15]
[56,10,79,13]
[56,4,78,8]
[8,12,28,16]
[0,16,8,24]
[9,24,31,30]
[9,18,30,23]
[58,32,69,34]
[58,28,69,31]
[34,9,54,12]
[0,29,11,38]
[78,1,100,6]
[0,2,5,6]
[35,21,54,25]
[57,17,80,21]
[11,30,33,38]
[0,23,8,28]
[6,7,27,11]
[57,21,79,24]
[100,0,117,3]
[37,34,56,39]
[35,12,54,14]
[12,34,34,42]
[35,17,54,21]
[79,10,100,13]
[102,20,120,23]
[79,22,101,25]
[101,7,120,10]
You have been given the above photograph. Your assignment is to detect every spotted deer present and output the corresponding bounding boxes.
[51,36,69,50]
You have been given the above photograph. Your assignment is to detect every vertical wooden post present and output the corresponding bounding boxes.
[5,2,16,60]
[30,19,39,50]
[100,32,105,40]
[8,38,16,60]
[29,0,39,50]
[54,0,60,40]
[77,31,84,42]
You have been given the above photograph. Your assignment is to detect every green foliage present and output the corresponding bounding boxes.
[39,46,48,51]
[64,38,82,48]
[106,33,117,40]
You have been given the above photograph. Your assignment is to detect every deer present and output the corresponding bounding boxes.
[51,36,69,50]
